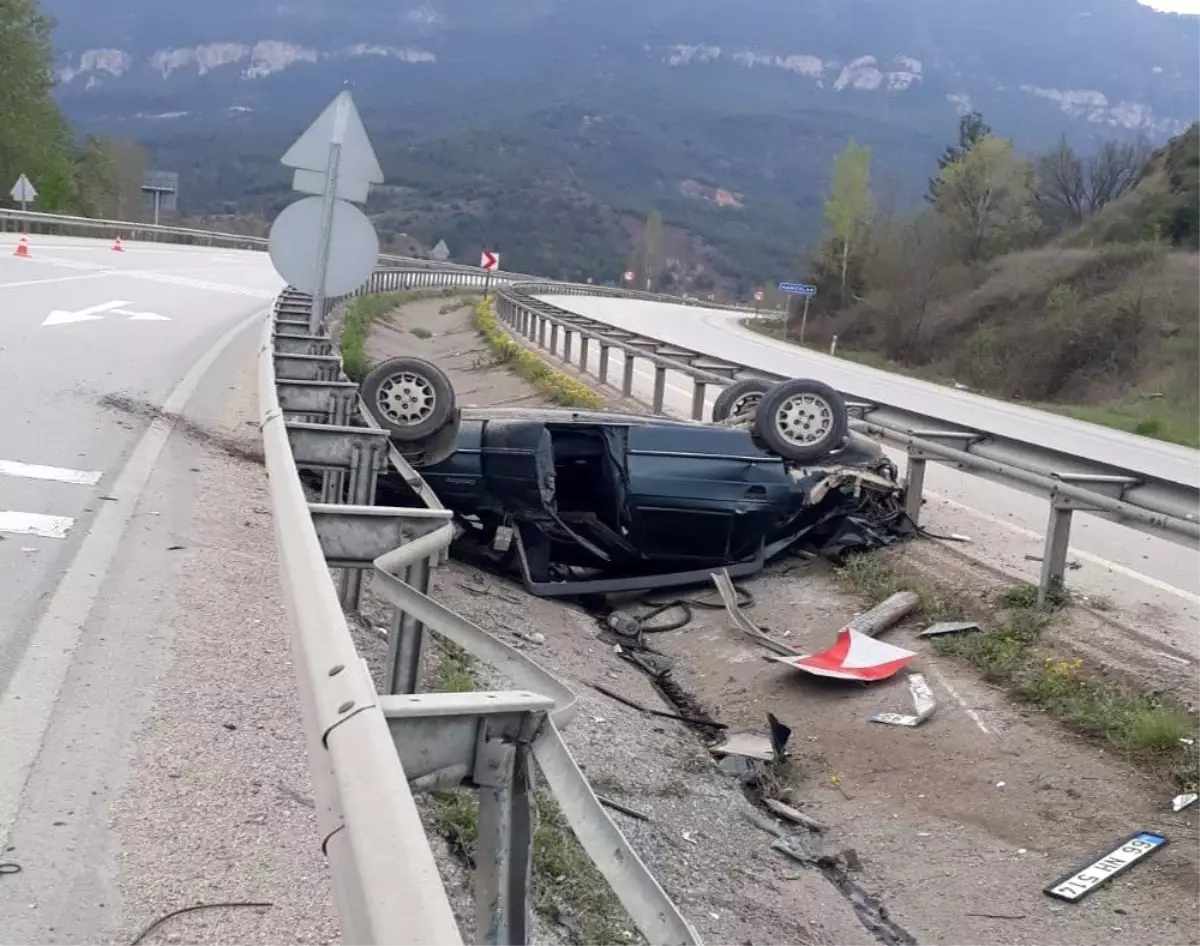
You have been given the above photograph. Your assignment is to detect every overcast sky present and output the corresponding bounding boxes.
[1138,0,1200,13]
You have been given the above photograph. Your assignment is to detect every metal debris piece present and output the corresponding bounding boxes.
[918,621,982,639]
[711,568,799,657]
[1172,793,1198,812]
[763,798,827,833]
[871,673,937,727]
[771,834,838,869]
[711,732,775,762]
[1044,831,1168,902]
[596,794,651,822]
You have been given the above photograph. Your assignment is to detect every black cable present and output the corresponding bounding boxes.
[130,901,273,945]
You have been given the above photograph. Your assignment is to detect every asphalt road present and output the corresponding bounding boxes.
[0,233,284,939]
[537,294,1200,658]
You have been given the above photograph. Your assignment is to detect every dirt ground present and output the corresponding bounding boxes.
[362,295,1200,946]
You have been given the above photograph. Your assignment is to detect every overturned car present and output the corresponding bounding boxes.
[363,357,908,597]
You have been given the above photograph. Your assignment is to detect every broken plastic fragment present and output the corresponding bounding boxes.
[1172,793,1198,812]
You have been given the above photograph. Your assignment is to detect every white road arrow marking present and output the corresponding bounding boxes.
[112,308,171,321]
[41,300,130,326]
[0,459,102,485]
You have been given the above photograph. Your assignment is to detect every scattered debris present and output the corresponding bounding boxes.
[771,833,838,869]
[596,794,651,822]
[0,862,21,876]
[1044,831,1168,903]
[871,674,937,728]
[740,808,786,838]
[1172,793,1197,812]
[762,798,827,833]
[918,621,981,639]
[1024,554,1081,570]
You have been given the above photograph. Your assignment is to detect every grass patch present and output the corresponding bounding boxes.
[427,635,633,942]
[1042,398,1199,449]
[472,299,605,409]
[410,326,433,339]
[437,640,475,693]
[837,553,1198,789]
[339,291,421,382]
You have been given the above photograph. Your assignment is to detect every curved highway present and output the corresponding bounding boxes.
[537,294,1200,658]
[0,233,285,940]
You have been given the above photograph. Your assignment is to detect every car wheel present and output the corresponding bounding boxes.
[360,356,456,443]
[711,378,773,421]
[753,378,849,463]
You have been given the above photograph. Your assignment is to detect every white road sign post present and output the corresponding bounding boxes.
[272,91,384,334]
[10,174,36,212]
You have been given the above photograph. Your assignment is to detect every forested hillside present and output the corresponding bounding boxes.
[0,0,144,218]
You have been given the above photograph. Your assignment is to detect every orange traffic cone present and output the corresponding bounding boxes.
[14,235,30,258]
[111,235,124,252]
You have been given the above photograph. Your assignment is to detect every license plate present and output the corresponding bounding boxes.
[1044,831,1168,902]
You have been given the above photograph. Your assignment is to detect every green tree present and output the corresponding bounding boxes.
[641,209,664,291]
[934,136,1038,261]
[823,139,872,305]
[926,111,992,203]
[0,0,74,198]
[37,153,76,211]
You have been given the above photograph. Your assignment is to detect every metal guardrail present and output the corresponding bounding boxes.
[264,285,699,944]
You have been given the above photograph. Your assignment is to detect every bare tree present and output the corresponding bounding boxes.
[1086,138,1151,210]
[1035,135,1151,230]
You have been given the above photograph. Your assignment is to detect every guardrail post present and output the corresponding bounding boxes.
[652,366,667,414]
[549,323,559,353]
[690,381,706,421]
[578,336,590,371]
[598,344,610,384]
[622,355,635,397]
[338,440,384,610]
[1039,501,1073,609]
[903,454,927,527]
[385,557,430,695]
[474,736,533,946]
[537,318,547,348]
[563,330,572,362]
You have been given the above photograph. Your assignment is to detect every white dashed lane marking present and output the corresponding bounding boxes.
[0,458,103,539]
[0,511,75,539]
[0,459,102,486]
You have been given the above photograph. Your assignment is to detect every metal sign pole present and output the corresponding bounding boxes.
[310,137,344,335]
[799,295,811,344]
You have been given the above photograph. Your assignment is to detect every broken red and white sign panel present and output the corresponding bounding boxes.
[766,627,916,682]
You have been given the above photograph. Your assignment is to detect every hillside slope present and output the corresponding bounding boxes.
[771,125,1200,445]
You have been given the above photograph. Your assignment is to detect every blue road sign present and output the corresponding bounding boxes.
[779,282,818,296]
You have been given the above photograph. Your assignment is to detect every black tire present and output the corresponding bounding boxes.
[360,356,456,443]
[752,378,849,463]
[711,378,773,422]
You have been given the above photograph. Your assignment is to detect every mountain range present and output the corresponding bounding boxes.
[40,0,1200,284]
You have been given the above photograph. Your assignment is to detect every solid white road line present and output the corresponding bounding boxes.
[0,305,269,850]
[0,459,103,485]
[0,511,75,539]
[927,664,991,735]
[0,272,112,291]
